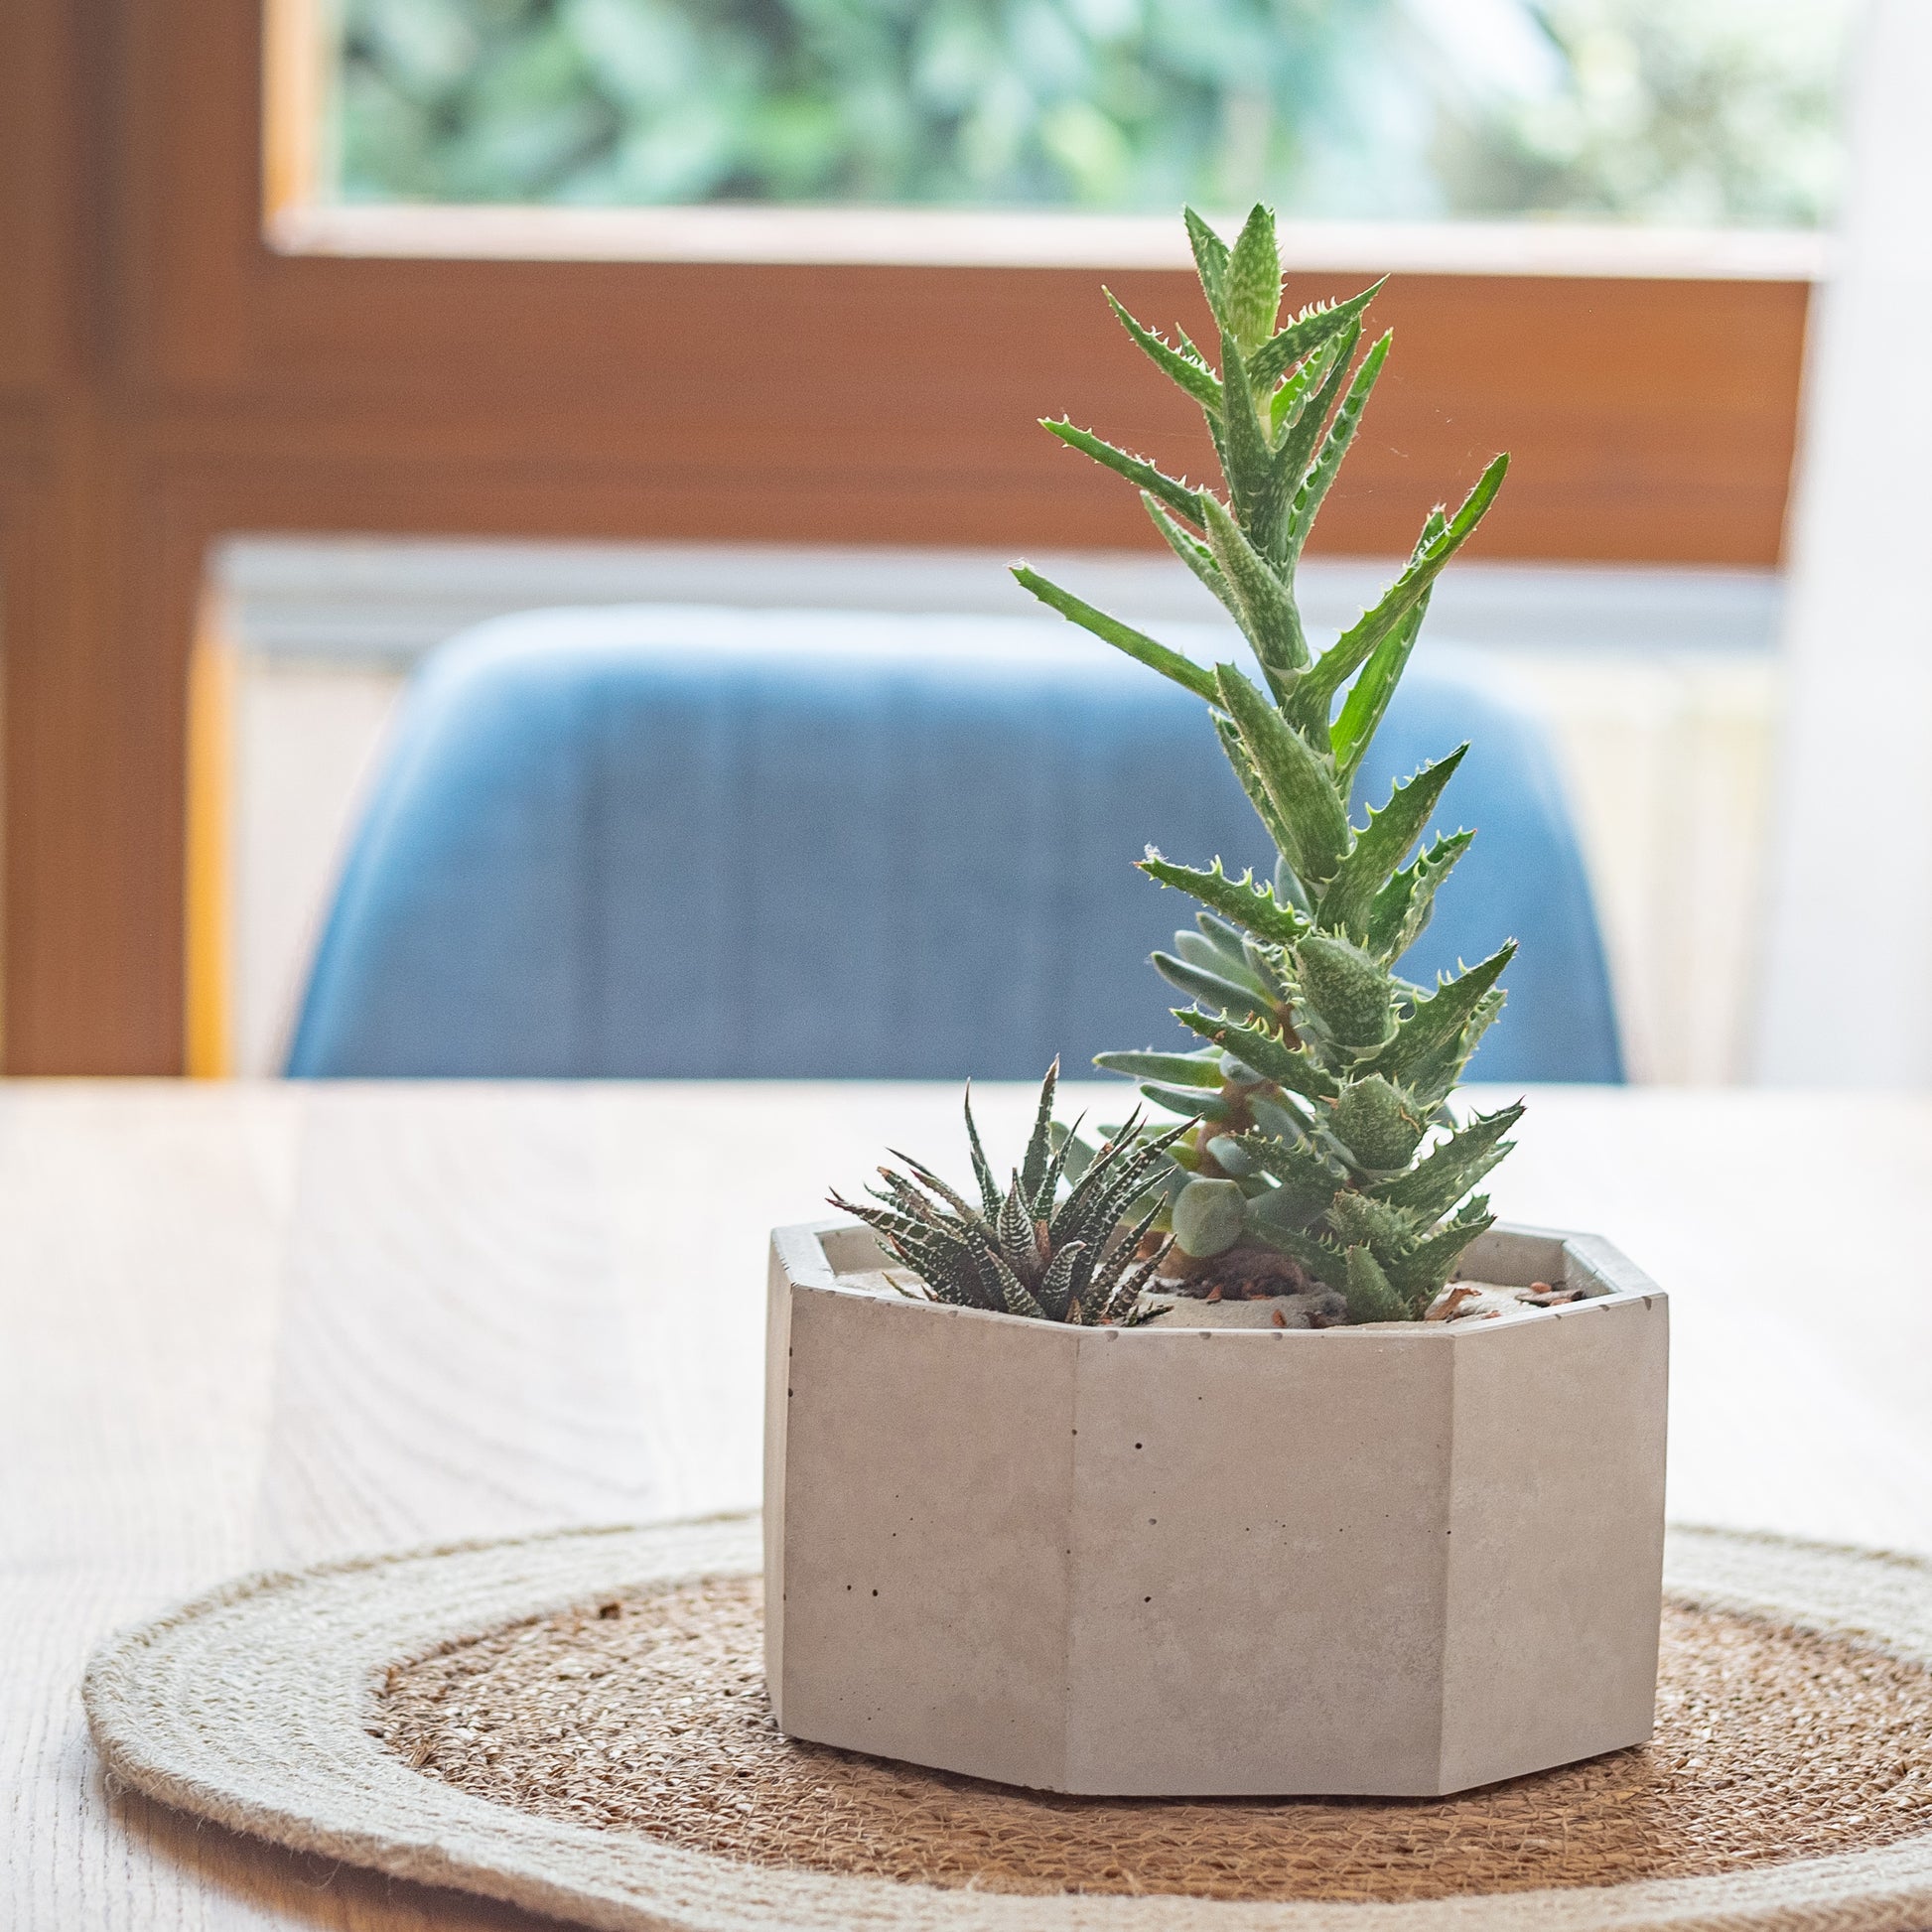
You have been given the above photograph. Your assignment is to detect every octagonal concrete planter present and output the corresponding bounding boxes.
[763,1217,1667,1798]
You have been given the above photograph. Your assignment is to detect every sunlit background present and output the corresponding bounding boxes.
[184,0,1864,1083]
[331,0,1849,226]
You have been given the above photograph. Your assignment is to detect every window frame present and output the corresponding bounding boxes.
[0,0,1816,1072]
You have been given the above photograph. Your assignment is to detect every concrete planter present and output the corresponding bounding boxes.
[764,1218,1667,1798]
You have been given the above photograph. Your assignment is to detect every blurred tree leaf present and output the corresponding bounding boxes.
[334,0,1850,225]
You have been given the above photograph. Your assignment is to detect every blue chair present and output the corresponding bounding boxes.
[288,606,1622,1083]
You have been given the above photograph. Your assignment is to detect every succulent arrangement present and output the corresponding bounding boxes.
[837,203,1521,1328]
[830,1063,1182,1326]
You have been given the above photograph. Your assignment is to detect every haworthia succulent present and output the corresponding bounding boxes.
[832,1065,1186,1327]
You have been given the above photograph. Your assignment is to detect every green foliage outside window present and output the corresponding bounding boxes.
[334,0,1851,226]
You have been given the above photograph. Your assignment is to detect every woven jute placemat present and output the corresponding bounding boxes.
[83,1516,1932,1932]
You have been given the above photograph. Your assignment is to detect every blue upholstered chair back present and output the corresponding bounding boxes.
[288,607,1622,1083]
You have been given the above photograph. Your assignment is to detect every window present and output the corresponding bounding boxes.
[326,0,1853,226]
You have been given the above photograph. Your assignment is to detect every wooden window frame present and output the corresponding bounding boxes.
[0,0,1817,1074]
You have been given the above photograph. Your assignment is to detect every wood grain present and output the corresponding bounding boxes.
[0,0,1813,1073]
[4,1082,1931,1930]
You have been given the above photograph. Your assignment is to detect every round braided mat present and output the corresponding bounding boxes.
[83,1517,1932,1932]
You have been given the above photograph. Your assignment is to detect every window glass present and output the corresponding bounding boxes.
[330,0,1854,225]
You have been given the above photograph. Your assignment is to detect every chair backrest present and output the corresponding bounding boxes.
[287,606,1622,1082]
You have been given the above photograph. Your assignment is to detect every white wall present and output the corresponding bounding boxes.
[1756,0,1932,1086]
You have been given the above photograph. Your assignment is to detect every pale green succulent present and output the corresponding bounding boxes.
[1016,203,1524,1324]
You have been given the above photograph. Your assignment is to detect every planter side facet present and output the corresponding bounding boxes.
[764,1219,1667,1796]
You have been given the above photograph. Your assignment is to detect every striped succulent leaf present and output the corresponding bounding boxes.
[830,1063,1185,1327]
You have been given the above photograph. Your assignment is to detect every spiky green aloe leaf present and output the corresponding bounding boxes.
[1105,291,1223,414]
[1365,828,1473,962]
[1200,493,1306,694]
[1328,1074,1430,1173]
[1239,1212,1347,1289]
[1138,852,1307,946]
[1324,1185,1420,1256]
[1214,663,1350,889]
[1388,1197,1496,1310]
[1213,715,1298,859]
[1231,1135,1340,1223]
[1372,941,1515,1093]
[1268,339,1328,439]
[1225,204,1282,352]
[1294,932,1395,1051]
[1042,420,1206,527]
[1172,1007,1339,1102]
[1246,279,1387,391]
[1241,931,1294,1007]
[1342,1244,1407,1322]
[1316,747,1468,941]
[1331,597,1430,792]
[1011,567,1217,702]
[1288,454,1509,738]
[1329,507,1445,786]
[1182,207,1230,319]
[1216,328,1273,520]
[1143,495,1241,624]
[1282,331,1390,566]
[1255,322,1358,566]
[1372,1102,1523,1223]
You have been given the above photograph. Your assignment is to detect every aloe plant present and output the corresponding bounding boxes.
[829,1063,1181,1326]
[1015,203,1523,1324]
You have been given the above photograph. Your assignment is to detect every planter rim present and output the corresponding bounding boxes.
[773,1215,1662,1342]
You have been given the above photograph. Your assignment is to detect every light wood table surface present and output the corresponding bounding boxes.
[6,1079,1932,1929]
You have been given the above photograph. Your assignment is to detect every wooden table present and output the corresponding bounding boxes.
[6,1080,1932,1929]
